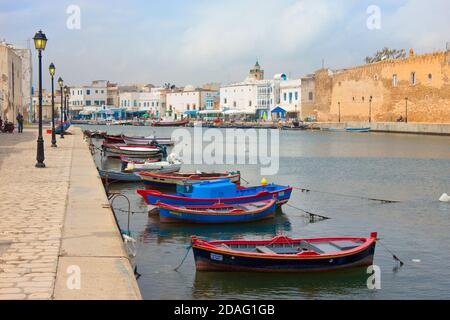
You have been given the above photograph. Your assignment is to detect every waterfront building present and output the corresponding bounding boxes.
[307,47,450,123]
[69,80,108,116]
[279,78,302,119]
[119,87,166,118]
[220,61,290,119]
[31,89,62,121]
[0,41,31,123]
[165,86,218,119]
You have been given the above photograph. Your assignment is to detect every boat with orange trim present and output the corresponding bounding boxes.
[191,233,377,272]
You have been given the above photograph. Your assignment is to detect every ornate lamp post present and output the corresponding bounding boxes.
[33,30,47,168]
[64,86,69,122]
[49,63,57,147]
[58,77,64,138]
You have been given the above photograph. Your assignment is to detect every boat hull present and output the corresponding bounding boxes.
[193,243,376,273]
[137,187,292,207]
[98,169,142,182]
[158,201,276,224]
[141,172,241,188]
[55,121,71,134]
[102,144,161,158]
[123,136,174,146]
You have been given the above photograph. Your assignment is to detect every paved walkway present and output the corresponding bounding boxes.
[0,128,73,299]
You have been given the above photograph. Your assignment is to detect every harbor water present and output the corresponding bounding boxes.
[80,125,450,300]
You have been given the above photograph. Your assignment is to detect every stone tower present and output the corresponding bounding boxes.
[248,60,264,80]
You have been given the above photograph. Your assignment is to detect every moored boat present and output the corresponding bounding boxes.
[191,232,378,272]
[102,143,162,158]
[122,135,174,146]
[156,199,276,224]
[104,135,125,144]
[55,120,71,134]
[123,153,182,173]
[98,169,142,182]
[152,119,189,127]
[137,178,292,207]
[345,127,371,132]
[139,171,241,188]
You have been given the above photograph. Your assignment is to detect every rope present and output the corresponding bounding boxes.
[285,203,331,221]
[174,245,192,272]
[115,207,148,215]
[293,186,400,204]
[377,239,405,266]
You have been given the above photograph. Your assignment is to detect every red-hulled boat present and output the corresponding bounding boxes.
[139,171,241,188]
[191,233,377,273]
[102,143,162,158]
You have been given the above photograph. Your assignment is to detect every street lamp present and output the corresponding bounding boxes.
[369,96,373,123]
[338,102,341,123]
[58,77,64,138]
[405,97,408,123]
[33,30,47,168]
[49,63,57,147]
[64,86,69,122]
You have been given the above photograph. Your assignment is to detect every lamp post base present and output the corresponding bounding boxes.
[35,162,46,168]
[51,144,57,148]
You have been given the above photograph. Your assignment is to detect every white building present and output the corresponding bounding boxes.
[279,78,302,118]
[69,80,108,114]
[119,87,166,117]
[165,86,218,119]
[220,62,294,119]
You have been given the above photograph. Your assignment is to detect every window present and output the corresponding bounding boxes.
[392,74,398,87]
[289,92,293,103]
[224,98,227,104]
[428,73,432,81]
[86,90,90,95]
[233,101,237,107]
[283,93,287,101]
[410,72,416,85]
[295,92,298,100]
[187,104,190,110]
[193,104,196,110]
[249,101,252,107]
[95,90,99,94]
[86,100,91,106]
[309,92,313,101]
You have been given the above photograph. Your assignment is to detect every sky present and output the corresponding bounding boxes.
[1,0,449,89]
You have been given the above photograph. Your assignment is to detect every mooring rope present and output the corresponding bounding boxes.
[293,186,400,204]
[285,203,331,221]
[174,245,193,272]
[377,239,405,266]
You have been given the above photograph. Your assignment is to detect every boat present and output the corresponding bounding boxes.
[123,153,182,173]
[104,135,125,144]
[152,119,189,127]
[137,178,292,207]
[98,169,142,183]
[55,120,71,134]
[139,171,241,188]
[191,232,378,272]
[122,135,174,146]
[102,143,162,158]
[156,199,277,224]
[345,127,371,133]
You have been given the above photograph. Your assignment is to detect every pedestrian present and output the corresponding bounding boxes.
[0,115,3,131]
[16,112,24,133]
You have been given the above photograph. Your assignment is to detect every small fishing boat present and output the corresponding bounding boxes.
[139,171,241,188]
[156,199,276,224]
[102,143,162,158]
[152,119,189,127]
[191,232,378,272]
[104,135,125,144]
[137,178,292,207]
[345,127,371,133]
[55,121,71,134]
[122,135,175,146]
[123,153,182,173]
[98,169,142,183]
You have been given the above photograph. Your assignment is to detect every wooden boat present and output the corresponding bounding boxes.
[191,232,378,272]
[123,153,182,173]
[98,169,142,182]
[345,127,371,133]
[122,135,174,146]
[104,135,125,144]
[55,121,71,134]
[156,199,276,224]
[152,119,189,127]
[139,171,241,188]
[83,130,107,139]
[137,178,292,207]
[102,143,162,158]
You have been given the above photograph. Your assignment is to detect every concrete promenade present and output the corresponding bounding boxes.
[0,126,141,300]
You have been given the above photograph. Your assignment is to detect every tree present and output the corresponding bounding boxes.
[365,47,406,64]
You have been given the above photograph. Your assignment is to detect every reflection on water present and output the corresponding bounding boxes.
[193,268,369,300]
[81,125,450,300]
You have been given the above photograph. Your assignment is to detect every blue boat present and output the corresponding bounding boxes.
[137,178,293,207]
[345,127,371,132]
[55,121,71,134]
[157,199,277,224]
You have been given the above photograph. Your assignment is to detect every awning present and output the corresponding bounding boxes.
[271,106,286,114]
[199,110,223,115]
[184,110,199,116]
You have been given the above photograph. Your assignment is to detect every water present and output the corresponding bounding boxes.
[80,125,450,300]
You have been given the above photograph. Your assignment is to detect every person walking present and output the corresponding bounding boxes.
[16,112,24,133]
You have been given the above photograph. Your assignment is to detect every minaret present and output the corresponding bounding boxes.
[249,60,264,80]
